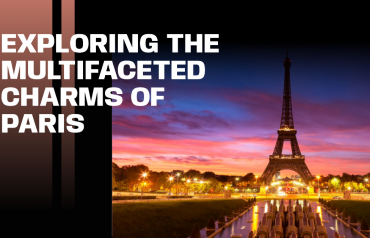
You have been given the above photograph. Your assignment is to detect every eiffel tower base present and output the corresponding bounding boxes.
[260,158,312,185]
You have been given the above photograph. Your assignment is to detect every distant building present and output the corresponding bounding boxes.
[283,177,293,182]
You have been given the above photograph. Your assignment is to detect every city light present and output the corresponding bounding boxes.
[307,186,310,198]
[194,178,198,181]
[316,176,321,197]
[168,177,174,199]
[141,173,148,200]
[348,187,351,190]
[177,173,180,176]
[225,186,228,190]
[293,181,303,186]
[265,186,268,198]
[236,177,239,181]
[187,179,190,183]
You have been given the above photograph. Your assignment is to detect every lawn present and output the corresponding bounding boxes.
[113,199,247,238]
[330,200,370,225]
[112,194,332,238]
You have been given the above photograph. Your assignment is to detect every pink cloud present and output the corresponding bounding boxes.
[112,87,370,176]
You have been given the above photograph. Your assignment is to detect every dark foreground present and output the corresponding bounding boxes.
[113,199,245,238]
[330,200,370,225]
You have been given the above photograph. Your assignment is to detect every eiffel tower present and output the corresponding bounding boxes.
[260,53,313,185]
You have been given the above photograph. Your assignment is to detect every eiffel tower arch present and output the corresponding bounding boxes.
[260,53,313,185]
[261,158,313,184]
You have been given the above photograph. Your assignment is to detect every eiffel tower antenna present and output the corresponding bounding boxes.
[280,51,294,129]
[260,54,313,185]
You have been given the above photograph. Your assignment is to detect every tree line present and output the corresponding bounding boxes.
[112,163,257,194]
[323,173,370,192]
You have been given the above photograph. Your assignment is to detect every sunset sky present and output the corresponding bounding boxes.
[112,42,370,177]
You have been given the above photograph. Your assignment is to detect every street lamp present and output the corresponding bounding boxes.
[365,178,369,189]
[187,179,190,197]
[307,186,310,198]
[141,172,148,201]
[235,177,240,193]
[331,178,338,193]
[176,173,180,195]
[265,186,268,198]
[316,176,320,197]
[169,177,173,199]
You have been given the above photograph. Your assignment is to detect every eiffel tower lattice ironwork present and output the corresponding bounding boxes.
[260,53,313,185]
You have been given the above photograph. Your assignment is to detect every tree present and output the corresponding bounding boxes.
[112,163,119,190]
[358,183,368,192]
[156,172,171,190]
[327,174,335,180]
[342,173,351,183]
[227,176,237,186]
[147,172,160,190]
[184,170,201,180]
[223,182,235,193]
[243,173,255,182]
[121,164,149,191]
[328,177,341,191]
[344,181,360,192]
[203,171,216,179]
[217,175,230,183]
[112,162,127,190]
[205,177,223,193]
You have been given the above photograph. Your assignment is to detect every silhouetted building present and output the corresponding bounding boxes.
[260,53,313,185]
